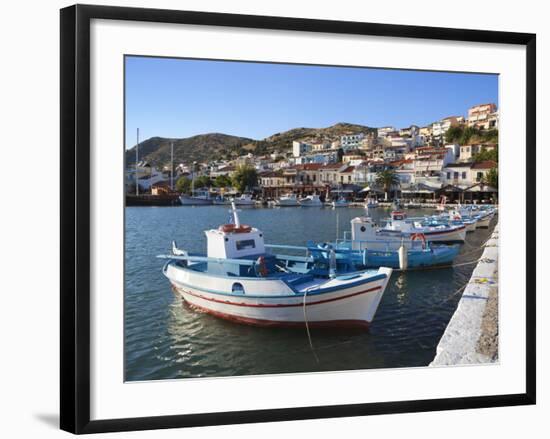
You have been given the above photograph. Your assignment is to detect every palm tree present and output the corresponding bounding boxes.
[375,169,400,201]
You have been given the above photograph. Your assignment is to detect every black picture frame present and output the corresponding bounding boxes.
[60,4,536,434]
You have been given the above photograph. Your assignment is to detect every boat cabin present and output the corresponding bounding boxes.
[350,216,377,250]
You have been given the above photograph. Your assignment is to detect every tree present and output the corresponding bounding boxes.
[232,165,258,193]
[194,175,212,188]
[213,174,233,188]
[459,127,480,145]
[485,167,498,188]
[445,126,463,144]
[473,146,498,163]
[375,169,400,201]
[175,176,191,194]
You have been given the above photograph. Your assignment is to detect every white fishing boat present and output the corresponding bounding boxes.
[331,197,349,208]
[276,193,300,206]
[179,172,213,205]
[380,209,466,243]
[232,193,256,206]
[158,203,392,328]
[299,194,323,207]
[365,198,379,209]
[212,195,231,205]
[179,189,213,205]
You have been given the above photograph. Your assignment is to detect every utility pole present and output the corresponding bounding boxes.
[170,141,174,190]
[135,128,139,195]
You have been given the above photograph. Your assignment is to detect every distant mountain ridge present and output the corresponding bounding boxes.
[125,123,375,168]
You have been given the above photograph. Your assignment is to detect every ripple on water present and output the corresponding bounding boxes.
[124,206,497,381]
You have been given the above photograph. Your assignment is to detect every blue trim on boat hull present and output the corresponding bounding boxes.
[163,261,387,299]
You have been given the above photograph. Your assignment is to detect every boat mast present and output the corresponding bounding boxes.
[135,128,139,195]
[170,141,174,190]
[191,161,196,195]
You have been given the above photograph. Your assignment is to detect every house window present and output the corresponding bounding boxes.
[447,172,451,180]
[477,172,483,182]
[453,172,459,179]
[462,171,467,179]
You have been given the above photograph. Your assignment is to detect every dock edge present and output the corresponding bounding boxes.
[430,223,499,366]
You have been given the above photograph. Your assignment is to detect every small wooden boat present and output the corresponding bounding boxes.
[299,194,323,207]
[180,189,213,205]
[158,203,392,328]
[275,193,300,206]
[331,197,349,208]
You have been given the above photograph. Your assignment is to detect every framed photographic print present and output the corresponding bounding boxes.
[60,4,536,434]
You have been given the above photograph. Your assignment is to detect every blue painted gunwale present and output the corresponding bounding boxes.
[163,260,387,298]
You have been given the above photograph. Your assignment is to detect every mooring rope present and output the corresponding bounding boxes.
[303,287,320,364]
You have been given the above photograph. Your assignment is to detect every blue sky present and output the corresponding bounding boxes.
[125,56,498,148]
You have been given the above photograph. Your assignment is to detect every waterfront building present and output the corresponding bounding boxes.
[441,160,496,188]
[319,162,346,185]
[388,159,415,185]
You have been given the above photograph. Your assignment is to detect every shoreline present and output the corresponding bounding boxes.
[430,222,499,366]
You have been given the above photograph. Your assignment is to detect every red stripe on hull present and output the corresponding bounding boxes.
[174,285,381,308]
[185,300,371,329]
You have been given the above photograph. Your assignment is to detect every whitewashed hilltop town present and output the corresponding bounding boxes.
[126,103,498,206]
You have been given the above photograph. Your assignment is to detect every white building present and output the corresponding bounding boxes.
[467,103,497,128]
[292,141,312,157]
[340,133,365,150]
[377,126,396,138]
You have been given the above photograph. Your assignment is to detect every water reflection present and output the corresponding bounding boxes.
[125,205,496,380]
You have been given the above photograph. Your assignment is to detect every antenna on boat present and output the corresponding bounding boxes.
[135,127,139,195]
[230,201,241,228]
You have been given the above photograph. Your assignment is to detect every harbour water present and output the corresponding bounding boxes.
[125,205,495,381]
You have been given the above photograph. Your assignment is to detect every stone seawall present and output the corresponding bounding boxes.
[430,223,499,366]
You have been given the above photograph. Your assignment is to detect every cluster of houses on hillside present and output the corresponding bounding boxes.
[127,103,499,203]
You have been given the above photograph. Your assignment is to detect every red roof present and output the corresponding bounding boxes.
[340,166,355,173]
[290,163,324,171]
[471,160,497,169]
[320,163,344,170]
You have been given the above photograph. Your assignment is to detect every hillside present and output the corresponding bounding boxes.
[126,122,375,168]
[125,133,253,168]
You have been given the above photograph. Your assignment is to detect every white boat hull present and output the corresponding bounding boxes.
[475,213,493,228]
[276,200,300,206]
[179,196,213,205]
[164,263,392,328]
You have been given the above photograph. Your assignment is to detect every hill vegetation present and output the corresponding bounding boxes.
[125,122,375,168]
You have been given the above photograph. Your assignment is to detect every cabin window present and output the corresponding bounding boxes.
[232,283,245,294]
[236,239,256,250]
